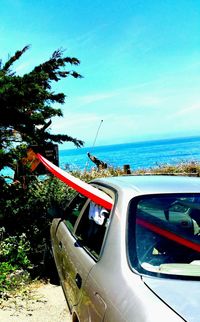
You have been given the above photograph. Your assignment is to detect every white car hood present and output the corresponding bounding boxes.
[142,276,200,322]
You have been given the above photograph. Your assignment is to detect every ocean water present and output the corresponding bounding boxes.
[2,136,200,179]
[59,136,200,171]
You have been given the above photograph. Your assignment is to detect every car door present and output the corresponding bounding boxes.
[52,190,113,321]
[71,196,112,321]
[52,193,95,309]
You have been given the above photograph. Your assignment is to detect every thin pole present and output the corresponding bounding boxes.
[91,119,103,150]
[85,119,103,171]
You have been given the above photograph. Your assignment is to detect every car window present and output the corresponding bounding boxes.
[128,194,200,278]
[75,201,111,259]
[64,193,88,233]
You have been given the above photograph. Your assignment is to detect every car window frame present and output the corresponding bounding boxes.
[63,192,89,235]
[70,183,115,261]
[73,199,111,260]
[62,182,115,261]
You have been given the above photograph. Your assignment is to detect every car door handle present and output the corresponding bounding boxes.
[95,292,107,309]
[59,241,62,249]
[75,273,82,289]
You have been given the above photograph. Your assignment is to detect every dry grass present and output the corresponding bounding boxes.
[133,161,200,176]
[72,161,200,180]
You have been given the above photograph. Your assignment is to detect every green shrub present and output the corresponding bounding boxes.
[1,161,200,294]
[0,229,31,294]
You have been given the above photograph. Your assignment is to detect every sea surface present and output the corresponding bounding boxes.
[59,136,200,172]
[2,136,200,179]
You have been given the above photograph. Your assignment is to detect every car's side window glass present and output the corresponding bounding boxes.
[64,193,87,233]
[75,201,111,259]
[129,194,200,278]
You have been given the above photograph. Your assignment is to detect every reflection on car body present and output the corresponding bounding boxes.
[51,175,200,321]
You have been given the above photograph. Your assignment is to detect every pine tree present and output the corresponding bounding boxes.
[0,46,83,173]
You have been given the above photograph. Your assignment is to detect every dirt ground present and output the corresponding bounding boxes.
[0,282,71,322]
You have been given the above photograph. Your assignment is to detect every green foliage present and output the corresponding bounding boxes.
[0,45,85,295]
[0,262,17,293]
[1,161,200,295]
[0,46,83,175]
[0,229,31,294]
[0,232,31,268]
[0,175,75,286]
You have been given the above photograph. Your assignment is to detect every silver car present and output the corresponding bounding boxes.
[51,175,200,322]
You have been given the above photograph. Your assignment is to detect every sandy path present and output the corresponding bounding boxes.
[0,283,71,322]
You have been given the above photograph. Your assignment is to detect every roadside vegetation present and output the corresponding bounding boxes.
[135,160,200,176]
[0,45,83,298]
[1,46,200,298]
[1,161,200,298]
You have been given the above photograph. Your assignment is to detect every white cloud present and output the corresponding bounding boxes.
[52,113,99,131]
[51,77,200,148]
[52,112,103,146]
[123,92,163,108]
[169,102,200,119]
[73,91,118,106]
[66,85,164,114]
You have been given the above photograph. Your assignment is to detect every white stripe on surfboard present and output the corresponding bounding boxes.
[37,153,113,210]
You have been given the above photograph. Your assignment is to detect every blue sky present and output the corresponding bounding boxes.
[1,0,200,149]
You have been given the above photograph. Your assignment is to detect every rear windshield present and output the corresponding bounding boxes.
[128,194,200,278]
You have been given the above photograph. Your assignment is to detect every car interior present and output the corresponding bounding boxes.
[75,201,111,258]
[131,196,200,273]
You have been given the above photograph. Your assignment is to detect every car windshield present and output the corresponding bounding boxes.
[128,194,200,278]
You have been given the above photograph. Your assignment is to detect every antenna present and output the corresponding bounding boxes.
[91,119,103,150]
[85,119,104,171]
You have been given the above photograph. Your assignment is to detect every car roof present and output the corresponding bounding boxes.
[92,175,200,195]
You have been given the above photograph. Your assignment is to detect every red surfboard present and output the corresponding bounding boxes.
[37,153,113,210]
